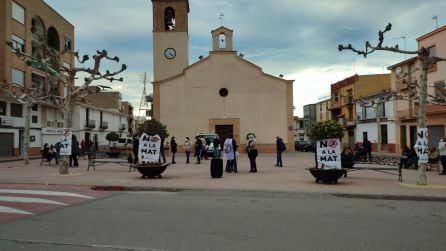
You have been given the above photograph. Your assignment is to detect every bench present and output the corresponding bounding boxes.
[345,164,402,182]
[87,151,133,171]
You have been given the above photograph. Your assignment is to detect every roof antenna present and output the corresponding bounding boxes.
[433,15,438,30]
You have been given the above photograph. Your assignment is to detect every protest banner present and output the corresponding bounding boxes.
[316,138,341,169]
[138,133,161,163]
[414,128,429,164]
[59,128,72,156]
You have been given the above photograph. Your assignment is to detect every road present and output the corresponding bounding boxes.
[0,189,445,250]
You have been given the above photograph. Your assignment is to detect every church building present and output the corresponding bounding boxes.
[151,0,294,152]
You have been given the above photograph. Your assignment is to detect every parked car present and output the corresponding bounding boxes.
[114,137,133,150]
[198,133,219,157]
[295,140,314,152]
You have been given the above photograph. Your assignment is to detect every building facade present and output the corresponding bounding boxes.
[151,0,294,152]
[0,0,74,157]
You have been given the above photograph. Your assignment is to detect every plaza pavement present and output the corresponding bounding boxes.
[1,151,446,200]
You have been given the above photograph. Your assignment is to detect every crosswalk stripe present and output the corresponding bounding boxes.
[0,206,33,215]
[0,196,67,205]
[0,189,93,199]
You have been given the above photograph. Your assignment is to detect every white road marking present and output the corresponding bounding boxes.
[0,196,67,205]
[0,206,33,215]
[0,189,93,199]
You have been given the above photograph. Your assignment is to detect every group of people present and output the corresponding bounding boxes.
[164,134,287,174]
[42,135,80,167]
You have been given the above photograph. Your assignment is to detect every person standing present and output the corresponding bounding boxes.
[170,137,177,164]
[132,134,139,164]
[80,139,86,159]
[70,135,80,167]
[362,138,372,162]
[232,136,238,172]
[194,136,202,164]
[438,138,446,175]
[183,137,192,163]
[247,135,258,172]
[213,135,221,158]
[275,137,286,167]
[223,135,235,172]
[201,136,208,160]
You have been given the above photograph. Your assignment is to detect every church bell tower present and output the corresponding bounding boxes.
[151,0,189,82]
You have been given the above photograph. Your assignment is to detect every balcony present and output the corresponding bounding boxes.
[328,101,341,110]
[342,95,354,106]
[85,119,96,129]
[145,94,153,102]
[119,124,126,131]
[99,121,108,130]
[146,109,153,117]
[397,109,418,120]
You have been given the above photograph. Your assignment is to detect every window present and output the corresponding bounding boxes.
[11,34,25,53]
[334,92,339,102]
[164,7,175,31]
[64,37,72,50]
[32,115,38,123]
[434,81,446,101]
[219,33,226,49]
[32,104,38,111]
[10,103,23,117]
[12,1,25,24]
[362,107,367,119]
[0,101,6,115]
[11,68,25,86]
[428,46,437,72]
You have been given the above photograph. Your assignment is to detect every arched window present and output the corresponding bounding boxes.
[47,26,60,51]
[219,33,226,49]
[164,7,175,31]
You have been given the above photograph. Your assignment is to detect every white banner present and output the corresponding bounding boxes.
[59,128,72,156]
[138,133,161,163]
[316,138,341,169]
[414,128,429,164]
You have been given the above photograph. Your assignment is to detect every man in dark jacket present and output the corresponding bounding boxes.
[132,134,139,164]
[70,135,80,167]
[363,138,372,162]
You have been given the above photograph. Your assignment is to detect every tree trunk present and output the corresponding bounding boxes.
[23,97,31,165]
[417,63,428,186]
[59,91,74,175]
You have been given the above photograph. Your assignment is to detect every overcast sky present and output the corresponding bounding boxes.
[43,0,445,117]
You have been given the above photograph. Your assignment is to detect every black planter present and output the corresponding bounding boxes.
[132,163,169,178]
[106,151,120,158]
[308,168,346,184]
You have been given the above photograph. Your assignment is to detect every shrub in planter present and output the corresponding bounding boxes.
[308,120,345,183]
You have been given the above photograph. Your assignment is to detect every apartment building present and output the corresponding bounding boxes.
[0,0,74,157]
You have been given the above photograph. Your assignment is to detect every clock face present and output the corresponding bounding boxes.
[164,48,176,59]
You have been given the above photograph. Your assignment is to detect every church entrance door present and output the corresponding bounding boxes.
[215,125,233,142]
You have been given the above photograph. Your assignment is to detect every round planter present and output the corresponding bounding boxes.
[132,163,169,178]
[308,168,346,184]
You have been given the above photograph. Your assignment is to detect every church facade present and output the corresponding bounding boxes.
[151,0,294,152]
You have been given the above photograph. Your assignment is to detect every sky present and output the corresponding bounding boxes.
[43,0,445,117]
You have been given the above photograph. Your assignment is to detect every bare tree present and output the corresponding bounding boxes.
[4,38,126,174]
[339,23,446,185]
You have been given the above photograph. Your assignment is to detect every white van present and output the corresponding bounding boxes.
[114,137,133,150]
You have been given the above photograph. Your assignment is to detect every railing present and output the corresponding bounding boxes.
[100,121,108,129]
[397,109,417,120]
[85,119,96,128]
[329,101,341,109]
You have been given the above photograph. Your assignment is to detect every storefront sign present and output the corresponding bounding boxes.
[138,133,161,163]
[316,138,341,169]
[414,128,429,164]
[42,127,64,135]
[59,128,72,156]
